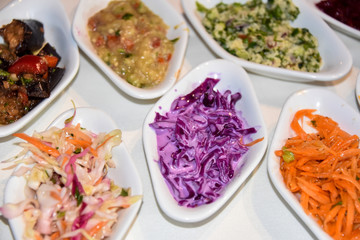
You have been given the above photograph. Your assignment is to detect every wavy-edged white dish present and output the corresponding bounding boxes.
[72,0,189,100]
[305,0,360,40]
[356,72,360,106]
[4,107,143,240]
[0,0,80,137]
[143,59,268,222]
[182,0,352,82]
[267,88,360,240]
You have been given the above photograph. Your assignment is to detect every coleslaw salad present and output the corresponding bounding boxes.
[0,107,141,240]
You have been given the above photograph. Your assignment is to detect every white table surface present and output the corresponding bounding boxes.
[0,0,359,239]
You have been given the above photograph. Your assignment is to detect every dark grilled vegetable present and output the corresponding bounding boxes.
[26,80,50,98]
[0,19,44,56]
[38,43,62,61]
[0,44,16,69]
[48,67,65,91]
[25,67,65,98]
[0,19,65,125]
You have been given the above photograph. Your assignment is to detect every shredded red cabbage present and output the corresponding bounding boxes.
[316,0,360,31]
[150,78,257,207]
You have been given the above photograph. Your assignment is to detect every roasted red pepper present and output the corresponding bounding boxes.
[8,55,48,75]
[43,55,59,68]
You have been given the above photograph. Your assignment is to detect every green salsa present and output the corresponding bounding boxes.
[197,0,322,72]
[88,0,175,88]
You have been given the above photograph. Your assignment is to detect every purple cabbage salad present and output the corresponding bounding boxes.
[149,77,258,208]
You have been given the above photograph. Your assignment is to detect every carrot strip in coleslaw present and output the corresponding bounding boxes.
[13,133,60,158]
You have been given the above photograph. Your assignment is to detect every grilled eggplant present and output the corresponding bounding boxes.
[0,19,65,125]
[0,19,44,56]
[0,44,16,69]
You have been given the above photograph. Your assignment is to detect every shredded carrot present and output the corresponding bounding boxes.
[289,109,316,139]
[60,220,67,233]
[89,147,98,157]
[95,135,114,151]
[324,204,341,233]
[65,128,98,157]
[29,148,46,162]
[66,138,92,148]
[50,231,60,240]
[300,192,310,215]
[13,133,60,158]
[346,193,355,236]
[94,176,104,186]
[61,156,69,168]
[60,149,73,168]
[64,127,92,143]
[50,191,62,202]
[335,207,346,238]
[87,221,107,237]
[277,109,360,239]
[34,232,44,240]
[245,137,264,147]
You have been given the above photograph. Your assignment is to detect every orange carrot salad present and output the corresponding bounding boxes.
[275,109,360,240]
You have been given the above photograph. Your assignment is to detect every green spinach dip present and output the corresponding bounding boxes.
[197,0,322,72]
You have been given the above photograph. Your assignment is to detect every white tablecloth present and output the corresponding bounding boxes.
[0,0,359,239]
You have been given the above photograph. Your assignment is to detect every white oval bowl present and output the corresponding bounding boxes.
[305,0,360,40]
[0,0,80,137]
[72,0,189,100]
[267,88,360,240]
[355,72,360,106]
[4,107,143,240]
[182,0,352,82]
[143,59,268,222]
